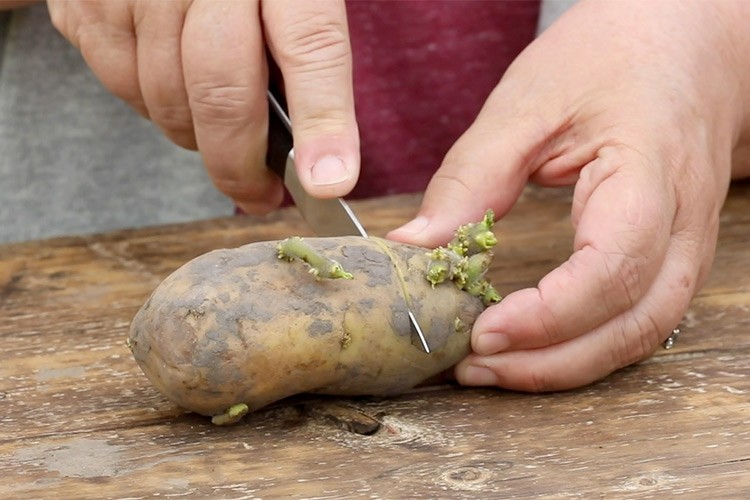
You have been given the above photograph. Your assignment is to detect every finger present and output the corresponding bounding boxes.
[472,147,675,355]
[182,0,283,213]
[386,84,556,247]
[456,222,711,392]
[134,1,196,150]
[262,0,359,198]
[49,1,147,117]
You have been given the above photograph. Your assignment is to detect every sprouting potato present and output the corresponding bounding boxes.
[128,212,500,424]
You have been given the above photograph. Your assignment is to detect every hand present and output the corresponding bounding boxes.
[390,0,750,391]
[47,0,360,213]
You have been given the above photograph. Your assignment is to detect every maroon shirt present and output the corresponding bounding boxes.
[346,0,540,198]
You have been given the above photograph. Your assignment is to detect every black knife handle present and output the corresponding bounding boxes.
[266,85,293,181]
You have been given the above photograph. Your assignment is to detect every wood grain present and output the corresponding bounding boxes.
[1,183,749,498]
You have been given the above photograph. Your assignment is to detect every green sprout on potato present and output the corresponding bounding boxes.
[277,237,353,280]
[426,210,501,306]
[212,403,249,426]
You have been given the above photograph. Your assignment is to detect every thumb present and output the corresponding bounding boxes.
[388,101,548,247]
[262,0,359,199]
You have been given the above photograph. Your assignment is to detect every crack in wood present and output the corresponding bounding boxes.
[303,402,382,435]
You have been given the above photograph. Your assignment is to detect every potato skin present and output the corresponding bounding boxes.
[128,236,485,417]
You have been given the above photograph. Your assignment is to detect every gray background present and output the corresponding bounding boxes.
[0,1,574,244]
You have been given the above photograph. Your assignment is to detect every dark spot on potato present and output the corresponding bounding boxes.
[358,297,376,311]
[187,250,233,279]
[389,301,411,338]
[237,269,260,287]
[235,318,250,349]
[386,242,423,265]
[187,245,275,283]
[292,300,333,317]
[340,244,393,286]
[308,319,333,337]
[233,297,275,323]
[313,239,342,252]
[427,316,452,349]
[195,328,232,367]
[333,362,359,377]
[461,301,485,328]
[229,244,276,268]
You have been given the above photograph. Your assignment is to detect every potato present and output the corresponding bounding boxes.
[128,213,500,424]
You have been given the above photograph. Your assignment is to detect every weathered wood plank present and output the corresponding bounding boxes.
[2,355,749,498]
[1,182,748,497]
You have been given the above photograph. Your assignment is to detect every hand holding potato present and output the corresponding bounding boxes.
[390,0,750,391]
[47,0,360,214]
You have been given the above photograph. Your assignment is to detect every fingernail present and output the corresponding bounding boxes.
[311,155,349,186]
[474,332,510,355]
[462,364,498,386]
[394,215,429,235]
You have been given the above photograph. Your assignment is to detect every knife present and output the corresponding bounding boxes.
[266,87,431,353]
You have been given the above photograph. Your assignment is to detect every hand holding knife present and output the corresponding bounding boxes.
[265,86,431,353]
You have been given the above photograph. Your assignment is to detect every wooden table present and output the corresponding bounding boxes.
[2,183,749,498]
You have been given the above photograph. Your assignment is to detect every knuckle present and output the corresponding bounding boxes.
[275,16,349,74]
[609,317,645,369]
[520,368,555,393]
[611,313,663,369]
[601,210,668,295]
[573,244,648,316]
[211,177,262,201]
[527,373,552,393]
[428,170,475,206]
[633,315,662,362]
[293,113,351,136]
[211,177,283,214]
[163,129,197,151]
[603,250,644,308]
[677,218,720,292]
[535,289,563,347]
[187,82,253,125]
[149,104,194,136]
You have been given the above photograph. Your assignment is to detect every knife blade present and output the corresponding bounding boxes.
[266,90,367,237]
[265,88,431,353]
